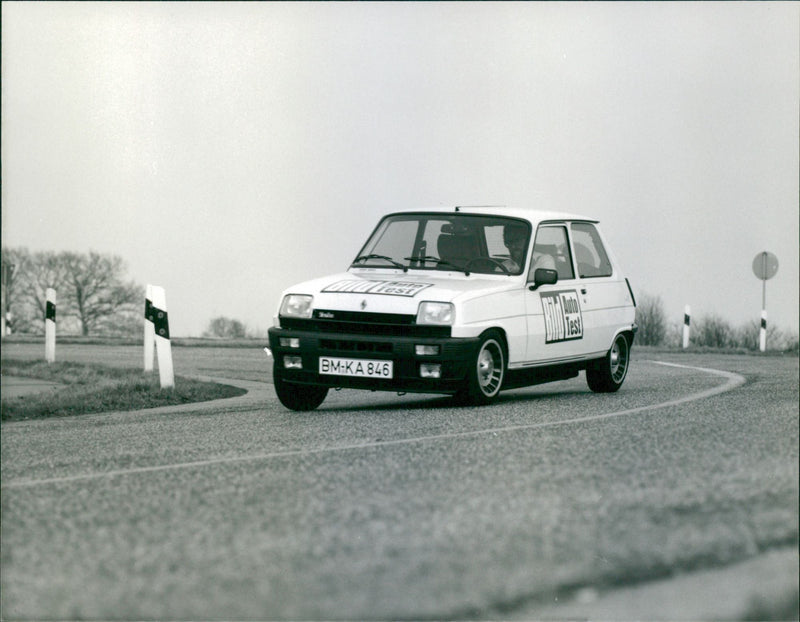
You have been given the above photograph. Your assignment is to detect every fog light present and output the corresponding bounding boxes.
[283,355,303,369]
[415,344,440,356]
[419,363,441,379]
[280,337,300,348]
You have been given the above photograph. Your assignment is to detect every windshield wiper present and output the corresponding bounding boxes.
[352,254,408,272]
[404,255,467,275]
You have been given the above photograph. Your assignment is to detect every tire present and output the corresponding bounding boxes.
[456,331,506,405]
[273,367,328,411]
[586,333,630,393]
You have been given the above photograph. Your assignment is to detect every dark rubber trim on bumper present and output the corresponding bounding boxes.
[268,327,480,395]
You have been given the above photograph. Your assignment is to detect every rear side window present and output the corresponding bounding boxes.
[571,223,612,278]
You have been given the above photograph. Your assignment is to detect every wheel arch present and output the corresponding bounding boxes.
[479,326,510,363]
[615,327,635,350]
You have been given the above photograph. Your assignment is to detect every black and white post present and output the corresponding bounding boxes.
[144,284,155,372]
[1,262,14,337]
[682,305,691,349]
[45,288,56,363]
[147,285,174,389]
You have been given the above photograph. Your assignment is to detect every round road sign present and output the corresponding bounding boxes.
[752,251,779,281]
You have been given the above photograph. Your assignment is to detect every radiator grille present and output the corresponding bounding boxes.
[280,310,450,338]
[319,339,394,354]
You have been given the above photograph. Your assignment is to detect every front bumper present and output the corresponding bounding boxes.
[267,327,480,394]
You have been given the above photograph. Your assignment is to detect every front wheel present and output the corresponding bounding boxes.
[586,333,630,393]
[456,332,506,405]
[273,367,328,411]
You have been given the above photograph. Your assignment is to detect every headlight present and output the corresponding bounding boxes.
[416,301,455,325]
[280,294,314,318]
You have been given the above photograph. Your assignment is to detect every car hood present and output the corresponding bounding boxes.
[278,270,521,316]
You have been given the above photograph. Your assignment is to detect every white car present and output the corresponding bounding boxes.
[267,207,637,411]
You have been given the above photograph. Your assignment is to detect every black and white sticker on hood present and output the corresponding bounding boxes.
[322,279,434,297]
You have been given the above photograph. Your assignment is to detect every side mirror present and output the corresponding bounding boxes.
[528,268,558,291]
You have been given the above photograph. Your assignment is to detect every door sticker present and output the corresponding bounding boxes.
[541,290,583,343]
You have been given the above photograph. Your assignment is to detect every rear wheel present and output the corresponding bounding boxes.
[586,333,630,392]
[273,367,328,411]
[456,331,505,405]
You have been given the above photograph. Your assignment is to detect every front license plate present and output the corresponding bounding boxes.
[319,357,393,379]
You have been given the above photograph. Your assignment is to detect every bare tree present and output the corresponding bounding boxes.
[635,293,667,346]
[2,247,142,335]
[204,316,247,339]
[1,247,31,332]
[2,249,70,333]
[26,250,69,321]
[61,251,139,336]
[693,314,733,348]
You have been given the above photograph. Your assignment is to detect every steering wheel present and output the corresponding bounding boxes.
[464,257,511,275]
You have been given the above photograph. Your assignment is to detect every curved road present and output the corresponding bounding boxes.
[1,345,797,619]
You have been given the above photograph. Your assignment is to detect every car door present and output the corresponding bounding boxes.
[570,221,630,356]
[524,223,588,364]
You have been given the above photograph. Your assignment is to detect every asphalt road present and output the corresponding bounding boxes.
[1,344,798,620]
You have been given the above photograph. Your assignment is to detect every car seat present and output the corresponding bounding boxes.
[438,233,481,268]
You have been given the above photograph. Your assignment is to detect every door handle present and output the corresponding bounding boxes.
[581,288,587,295]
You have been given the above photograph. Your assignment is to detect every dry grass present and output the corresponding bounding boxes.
[1,359,246,421]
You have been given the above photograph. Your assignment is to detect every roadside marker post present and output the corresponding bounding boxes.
[1,262,14,337]
[752,251,778,353]
[148,285,174,389]
[682,305,691,349]
[45,288,56,363]
[143,284,155,372]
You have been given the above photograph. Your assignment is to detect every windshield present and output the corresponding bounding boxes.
[352,213,531,275]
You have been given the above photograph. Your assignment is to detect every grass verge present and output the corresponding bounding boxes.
[1,359,247,422]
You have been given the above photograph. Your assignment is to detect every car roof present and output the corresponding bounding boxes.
[385,206,599,226]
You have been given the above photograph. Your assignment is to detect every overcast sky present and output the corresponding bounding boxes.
[2,1,798,337]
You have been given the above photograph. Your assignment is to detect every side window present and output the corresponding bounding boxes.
[571,223,612,278]
[528,225,575,281]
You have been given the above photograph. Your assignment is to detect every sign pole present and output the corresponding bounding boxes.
[752,251,778,353]
[760,254,767,352]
